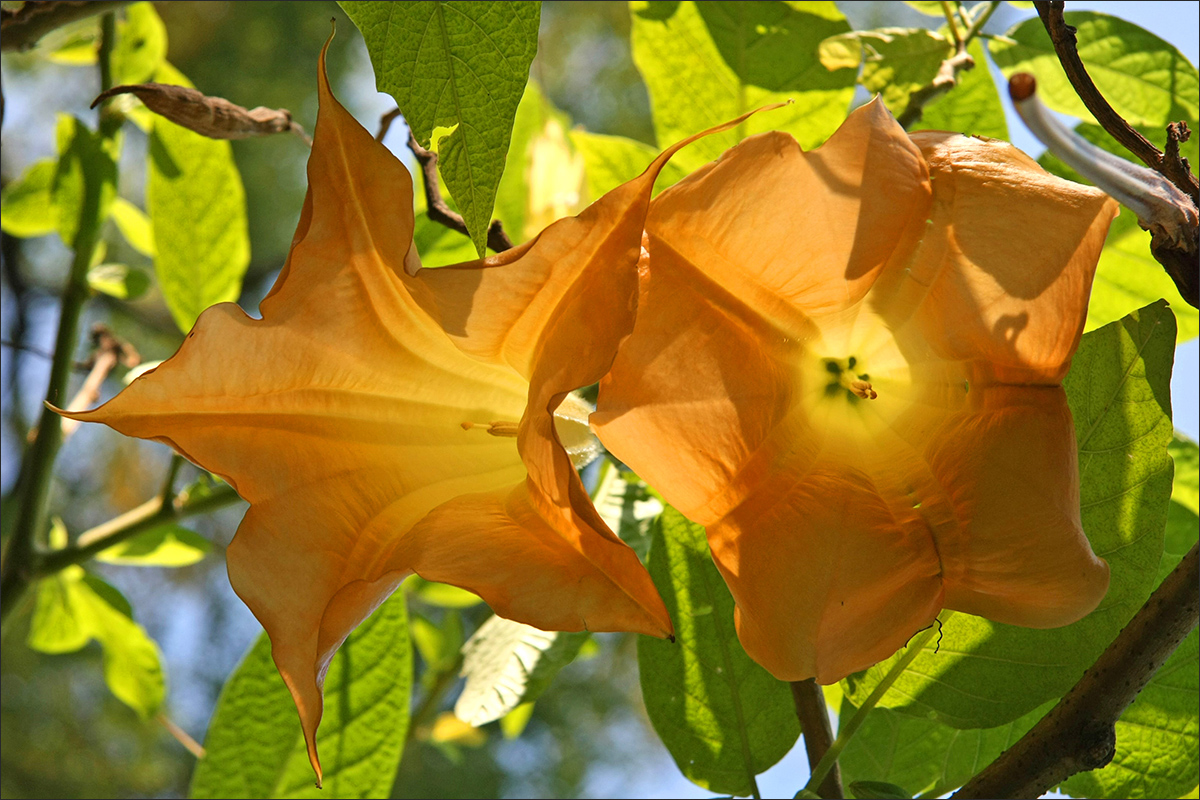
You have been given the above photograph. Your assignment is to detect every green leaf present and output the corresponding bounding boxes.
[110,196,157,257]
[902,1,945,16]
[0,159,59,238]
[638,507,799,796]
[592,460,664,561]
[189,591,411,799]
[1169,435,1198,514]
[53,115,119,249]
[87,262,151,300]
[148,62,250,333]
[341,1,541,256]
[111,2,166,86]
[491,80,586,245]
[913,38,1008,139]
[406,575,483,609]
[843,301,1176,728]
[1087,209,1198,344]
[838,700,1050,798]
[819,28,952,114]
[988,12,1199,129]
[570,129,690,201]
[412,211,482,269]
[410,609,463,677]
[499,701,535,739]
[631,0,856,173]
[95,525,211,566]
[848,779,914,799]
[27,566,166,717]
[453,615,588,727]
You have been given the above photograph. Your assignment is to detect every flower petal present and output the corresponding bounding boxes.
[927,385,1109,626]
[711,462,944,684]
[904,132,1118,384]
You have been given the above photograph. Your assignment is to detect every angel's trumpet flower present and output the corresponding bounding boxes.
[56,39,761,783]
[593,98,1119,684]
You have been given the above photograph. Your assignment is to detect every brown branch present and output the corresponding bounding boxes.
[1035,1,1198,204]
[380,110,514,254]
[0,0,131,52]
[791,680,843,799]
[954,542,1199,798]
[1035,1,1198,308]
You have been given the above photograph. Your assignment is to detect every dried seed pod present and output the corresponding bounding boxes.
[92,82,309,143]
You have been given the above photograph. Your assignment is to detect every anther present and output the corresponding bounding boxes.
[461,420,520,437]
[850,379,877,400]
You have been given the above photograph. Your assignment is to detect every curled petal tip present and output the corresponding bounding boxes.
[1008,72,1036,102]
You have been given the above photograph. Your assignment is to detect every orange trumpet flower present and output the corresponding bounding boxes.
[57,41,748,782]
[593,98,1119,685]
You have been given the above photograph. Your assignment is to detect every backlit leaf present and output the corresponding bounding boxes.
[0,159,58,238]
[988,12,1199,128]
[453,615,588,727]
[110,196,156,257]
[147,62,250,333]
[631,0,855,172]
[111,2,166,86]
[341,1,541,255]
[189,592,411,799]
[96,524,211,566]
[638,507,799,796]
[570,129,690,200]
[838,700,1049,797]
[844,301,1175,727]
[87,262,151,300]
[819,27,951,114]
[27,566,165,717]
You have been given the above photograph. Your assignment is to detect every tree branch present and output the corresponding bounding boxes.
[791,679,843,799]
[954,542,1199,798]
[0,0,131,52]
[897,2,999,130]
[1034,0,1198,308]
[377,110,514,254]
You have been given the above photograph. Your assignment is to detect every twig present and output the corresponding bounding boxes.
[804,625,940,797]
[157,712,206,759]
[57,325,139,440]
[896,2,999,130]
[954,543,1199,798]
[896,48,976,130]
[0,0,131,52]
[791,679,843,799]
[375,107,402,143]
[43,482,239,574]
[1034,1,1198,307]
[386,111,513,254]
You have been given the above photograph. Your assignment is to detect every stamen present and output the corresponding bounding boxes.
[460,420,520,437]
[1008,73,1198,248]
[850,379,877,400]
